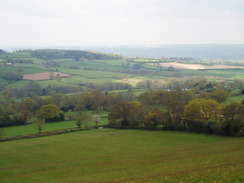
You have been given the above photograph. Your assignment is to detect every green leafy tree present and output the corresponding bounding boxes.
[17,99,36,112]
[168,101,185,126]
[79,92,93,110]
[78,89,105,111]
[241,89,244,95]
[184,98,222,122]
[222,102,244,136]
[48,91,65,107]
[209,89,229,103]
[184,98,222,134]
[127,104,147,126]
[223,102,243,121]
[0,71,23,81]
[76,115,83,128]
[133,63,144,69]
[0,105,6,126]
[17,110,32,124]
[144,110,170,127]
[36,119,45,133]
[29,116,45,133]
[26,81,42,96]
[76,112,90,128]
[108,101,138,126]
[3,89,13,100]
[36,104,62,122]
[144,112,157,127]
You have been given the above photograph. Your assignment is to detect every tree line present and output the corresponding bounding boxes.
[2,77,244,99]
[0,84,243,136]
[0,71,23,81]
[0,89,132,129]
[109,89,244,136]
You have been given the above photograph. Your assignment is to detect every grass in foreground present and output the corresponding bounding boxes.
[0,129,243,183]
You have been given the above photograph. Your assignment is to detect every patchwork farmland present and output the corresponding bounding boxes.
[0,49,244,183]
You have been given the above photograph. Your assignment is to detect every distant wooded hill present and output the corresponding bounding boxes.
[18,49,123,60]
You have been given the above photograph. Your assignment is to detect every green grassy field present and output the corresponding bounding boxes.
[5,52,31,59]
[61,75,120,85]
[94,59,131,66]
[1,120,77,137]
[7,80,31,88]
[53,58,76,62]
[0,66,46,75]
[38,79,77,88]
[60,60,123,71]
[0,78,9,84]
[14,63,49,70]
[133,58,160,62]
[54,67,133,78]
[0,129,243,183]
[226,95,244,104]
[167,69,244,80]
[1,115,109,138]
[204,69,244,80]
[4,52,47,64]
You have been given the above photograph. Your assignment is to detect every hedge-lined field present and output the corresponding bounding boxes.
[0,129,243,183]
[1,116,109,138]
[54,67,133,79]
[61,75,119,85]
[60,60,123,71]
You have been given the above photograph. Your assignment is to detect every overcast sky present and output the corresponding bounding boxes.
[0,0,244,46]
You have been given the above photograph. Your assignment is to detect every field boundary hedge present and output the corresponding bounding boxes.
[0,127,96,142]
